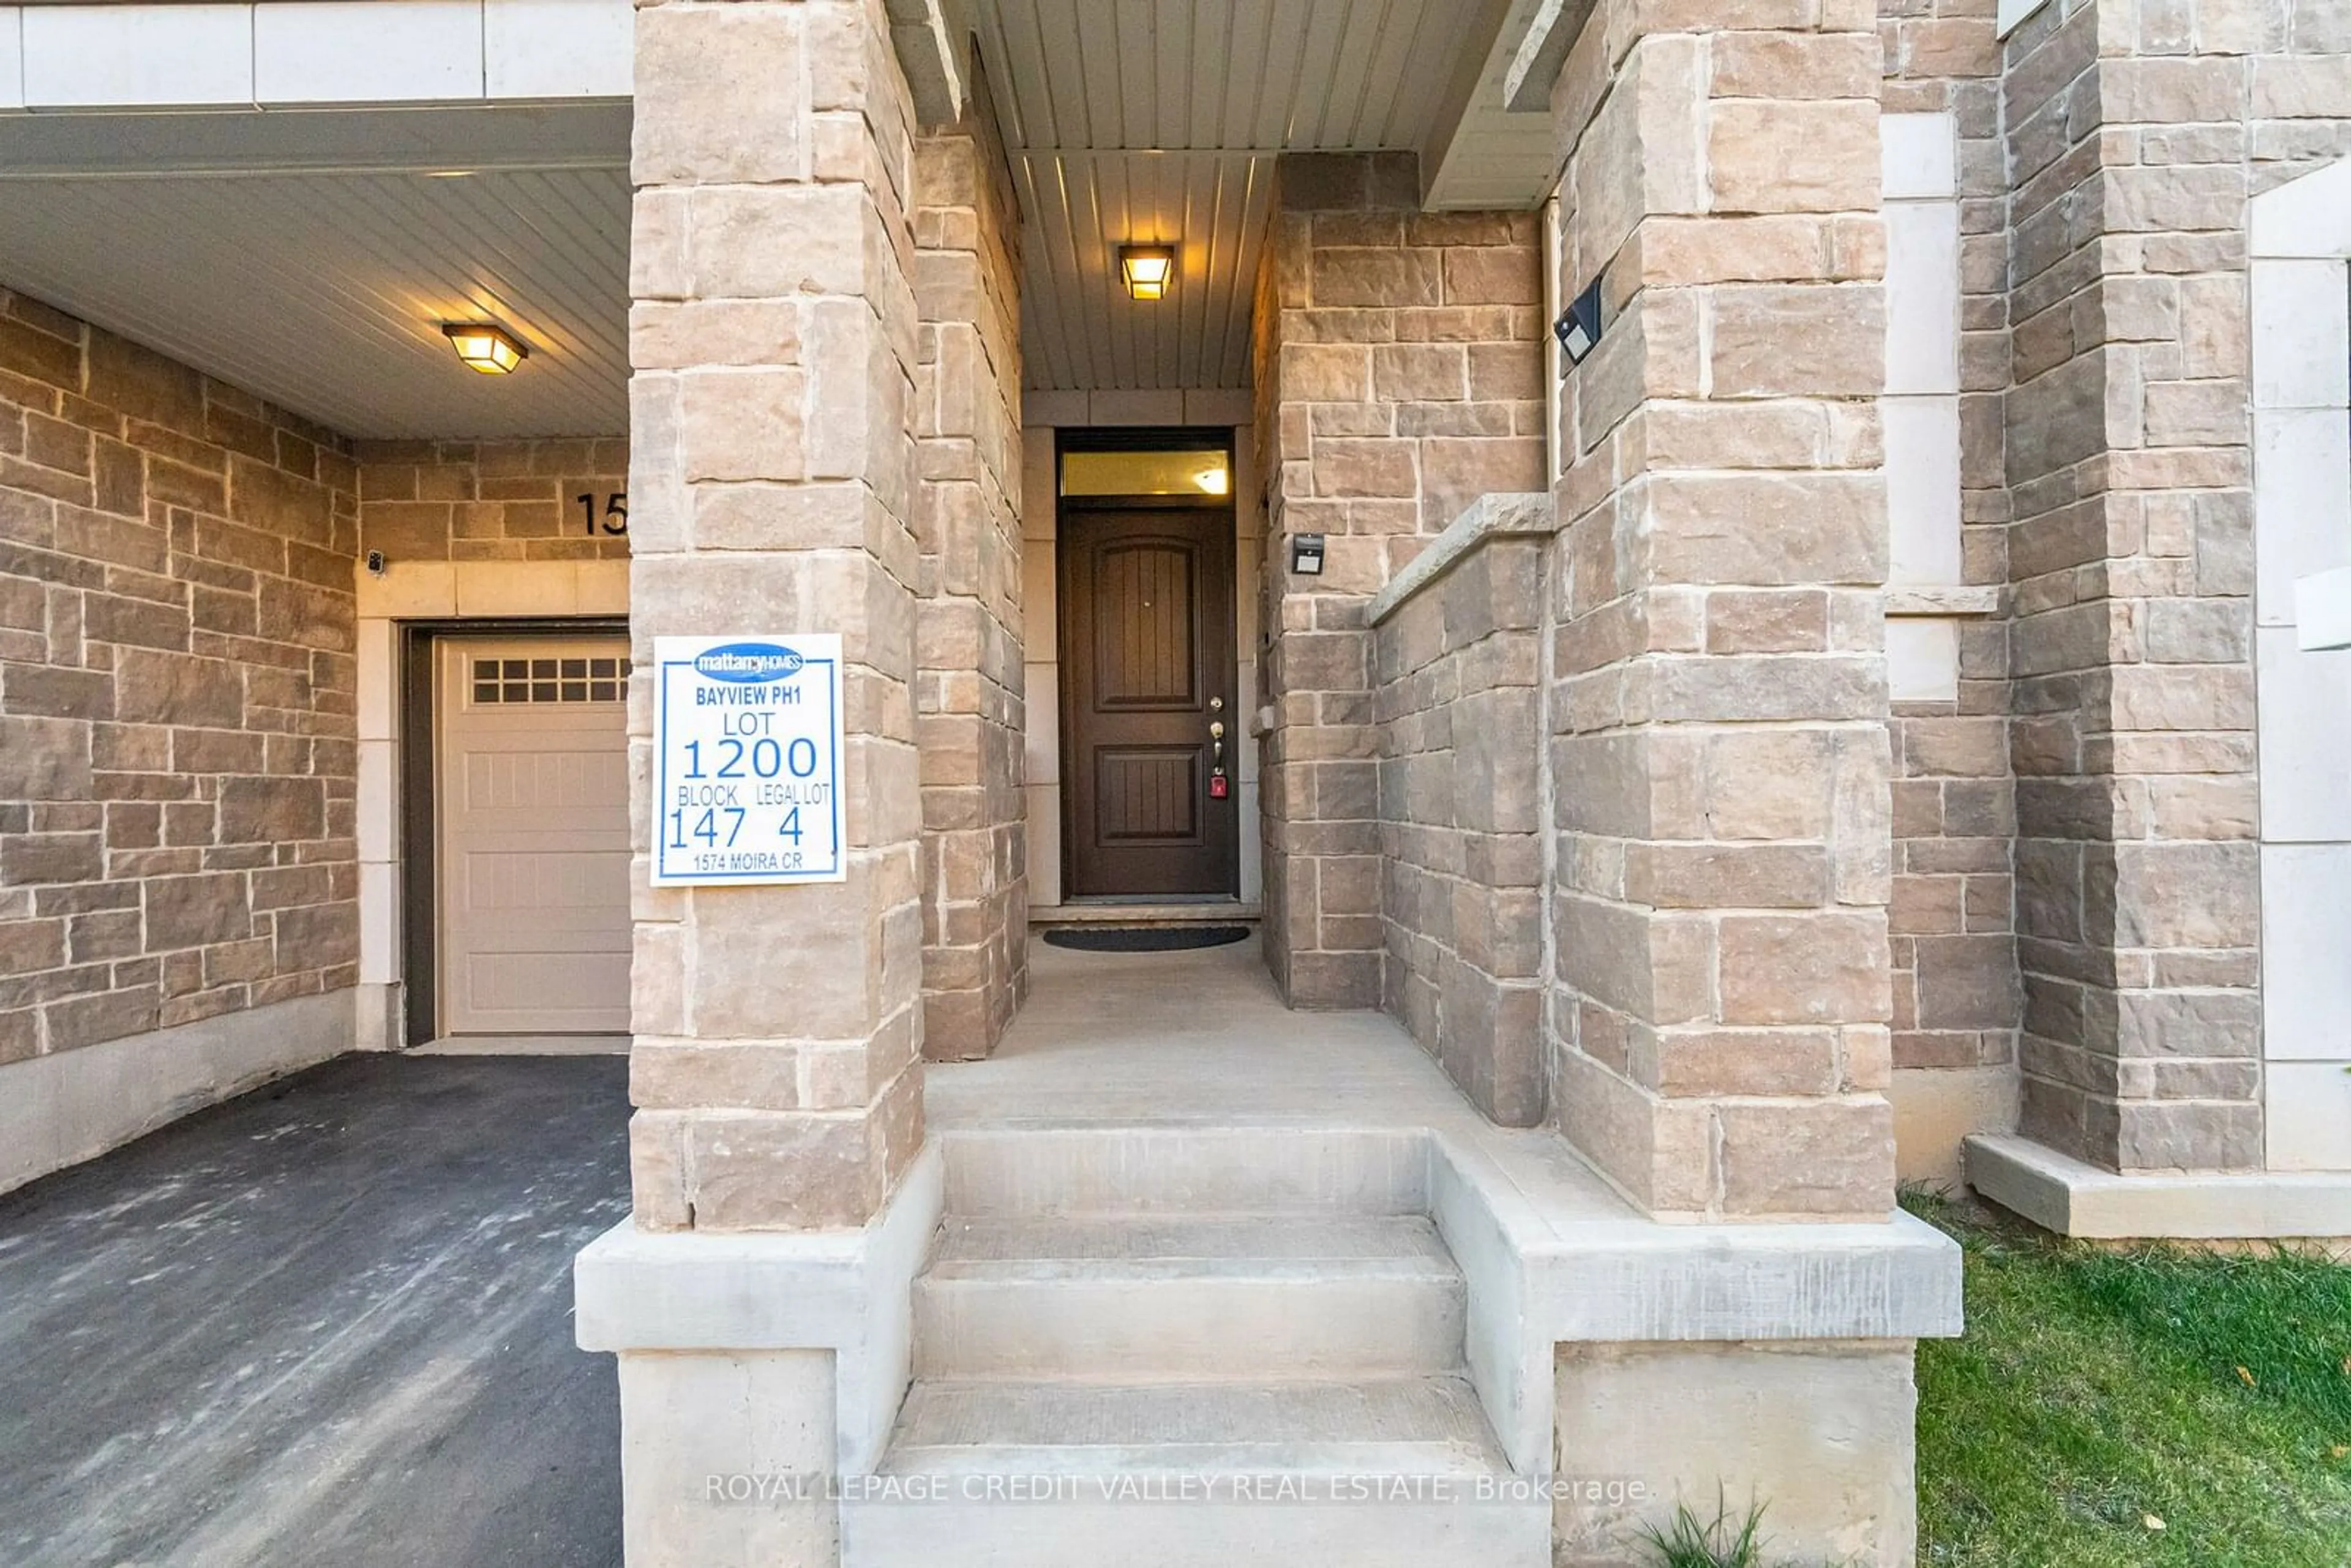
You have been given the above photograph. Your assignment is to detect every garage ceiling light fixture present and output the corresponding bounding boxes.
[441,321,528,374]
[1119,244,1177,301]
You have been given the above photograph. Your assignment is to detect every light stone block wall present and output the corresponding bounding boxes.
[624,0,929,1231]
[2249,156,2351,1171]
[354,437,633,564]
[1250,152,1547,1009]
[1543,0,1899,1222]
[1019,423,1059,908]
[1878,6,2030,1183]
[2000,0,2351,1175]
[911,66,1027,1062]
[1372,531,1547,1125]
[0,285,360,1076]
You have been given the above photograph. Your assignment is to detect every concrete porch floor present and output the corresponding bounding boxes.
[934,937,1638,1226]
[937,935,1466,1124]
[0,1054,630,1568]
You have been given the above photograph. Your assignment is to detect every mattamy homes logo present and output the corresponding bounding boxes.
[691,642,806,683]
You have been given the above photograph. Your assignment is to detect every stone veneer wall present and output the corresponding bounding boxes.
[624,0,929,1229]
[2000,0,2349,1172]
[1250,151,1545,1008]
[0,287,359,1066]
[1543,0,1898,1220]
[353,438,632,563]
[1880,0,2027,1176]
[910,67,1028,1062]
[1371,517,1547,1125]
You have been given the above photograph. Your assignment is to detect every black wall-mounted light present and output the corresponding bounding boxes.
[1554,277,1606,369]
[1289,533,1326,576]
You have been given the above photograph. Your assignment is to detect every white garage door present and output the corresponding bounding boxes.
[437,638,632,1037]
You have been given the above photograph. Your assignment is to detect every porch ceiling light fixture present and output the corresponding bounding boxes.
[441,321,528,375]
[1193,464,1230,496]
[1119,244,1177,301]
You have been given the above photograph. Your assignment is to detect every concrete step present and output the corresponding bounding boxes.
[939,1127,1431,1218]
[931,1213,1453,1264]
[881,1374,1509,1472]
[843,1378,1550,1567]
[913,1215,1465,1382]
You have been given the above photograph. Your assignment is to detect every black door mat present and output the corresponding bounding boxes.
[1041,925,1254,953]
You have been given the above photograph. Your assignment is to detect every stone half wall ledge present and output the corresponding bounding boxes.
[1365,492,1556,629]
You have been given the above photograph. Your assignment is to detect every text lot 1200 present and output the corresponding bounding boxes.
[668,717,827,851]
[681,734,819,782]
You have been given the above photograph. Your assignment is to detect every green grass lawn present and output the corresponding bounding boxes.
[1910,1193,2351,1566]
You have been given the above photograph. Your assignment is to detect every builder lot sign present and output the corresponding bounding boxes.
[650,635,847,886]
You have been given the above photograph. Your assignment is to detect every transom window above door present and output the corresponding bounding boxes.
[1061,448,1231,498]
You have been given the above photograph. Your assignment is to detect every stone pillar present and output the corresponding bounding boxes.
[1251,152,1546,1010]
[910,61,1029,1062]
[625,0,928,1230]
[1542,1,1899,1220]
[2000,0,2266,1174]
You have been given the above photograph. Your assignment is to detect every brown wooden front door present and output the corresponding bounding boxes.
[1060,506,1238,899]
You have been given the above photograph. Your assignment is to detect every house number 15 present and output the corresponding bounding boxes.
[577,492,629,536]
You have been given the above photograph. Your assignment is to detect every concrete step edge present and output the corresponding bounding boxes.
[932,1213,1450,1264]
[885,1375,1510,1464]
[874,1439,1514,1478]
[917,1256,1464,1284]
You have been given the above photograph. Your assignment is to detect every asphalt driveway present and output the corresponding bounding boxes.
[0,1053,630,1567]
